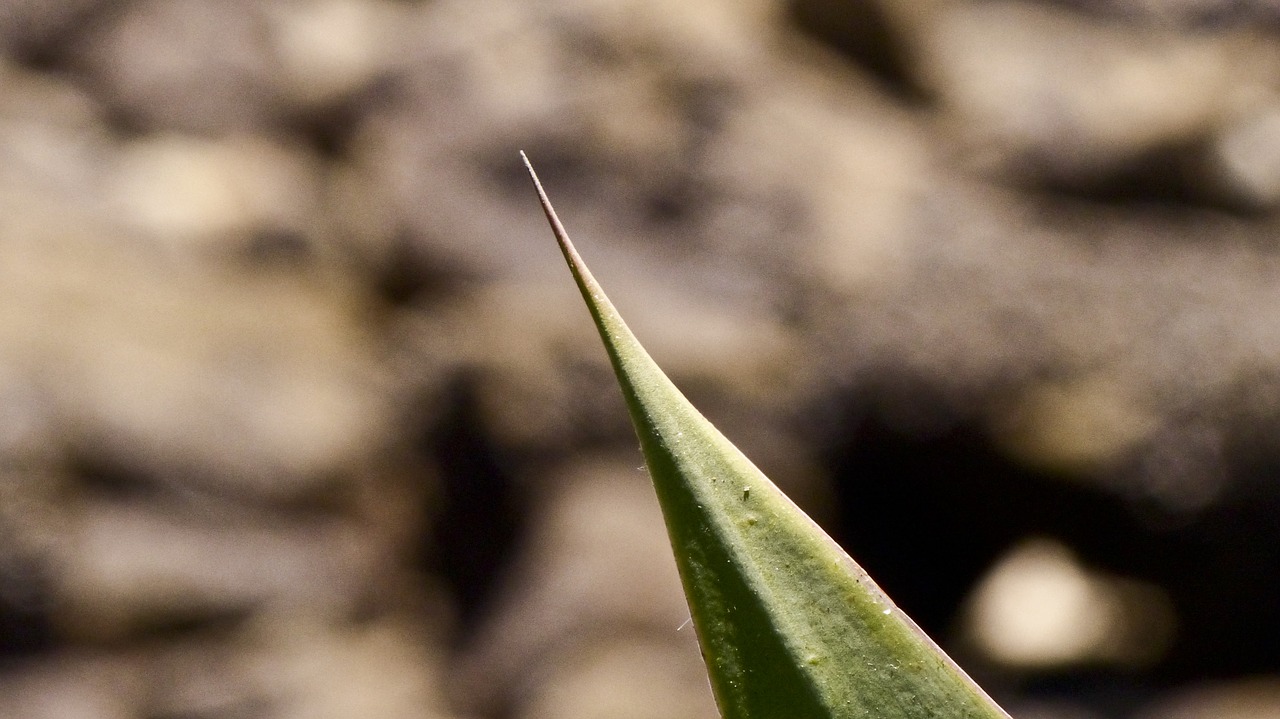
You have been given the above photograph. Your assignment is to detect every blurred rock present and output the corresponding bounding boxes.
[0,0,105,55]
[356,0,926,430]
[69,0,287,133]
[812,181,1280,511]
[0,238,393,500]
[52,503,395,640]
[66,0,408,134]
[0,58,113,222]
[0,612,458,719]
[1135,678,1280,719]
[1210,102,1280,208]
[108,133,327,259]
[451,456,711,717]
[0,60,396,500]
[236,612,455,719]
[0,653,146,718]
[1065,0,1280,26]
[959,538,1175,670]
[1006,701,1105,719]
[520,637,717,719]
[921,2,1274,187]
[992,373,1164,473]
[265,0,409,110]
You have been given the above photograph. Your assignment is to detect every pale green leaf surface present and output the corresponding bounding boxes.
[522,152,1012,719]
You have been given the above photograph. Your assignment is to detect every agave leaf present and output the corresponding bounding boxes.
[522,152,1012,719]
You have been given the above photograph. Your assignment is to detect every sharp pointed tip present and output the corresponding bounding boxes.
[521,151,546,195]
[520,149,595,297]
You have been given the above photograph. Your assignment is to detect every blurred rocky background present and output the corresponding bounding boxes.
[0,0,1278,717]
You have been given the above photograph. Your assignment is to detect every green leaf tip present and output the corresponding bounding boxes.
[523,153,1012,719]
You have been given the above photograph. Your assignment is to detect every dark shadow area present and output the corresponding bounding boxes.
[424,376,528,641]
[785,0,930,103]
[823,398,1280,688]
[0,523,55,666]
[1009,139,1273,218]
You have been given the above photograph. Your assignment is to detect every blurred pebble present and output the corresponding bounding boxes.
[1212,103,1280,208]
[0,652,146,719]
[53,503,393,640]
[0,237,393,499]
[520,637,717,719]
[0,0,106,54]
[109,133,324,257]
[265,0,408,110]
[452,456,704,716]
[69,0,287,133]
[1134,678,1280,719]
[922,1,1266,183]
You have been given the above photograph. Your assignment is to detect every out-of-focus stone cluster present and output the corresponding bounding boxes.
[0,0,1278,717]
